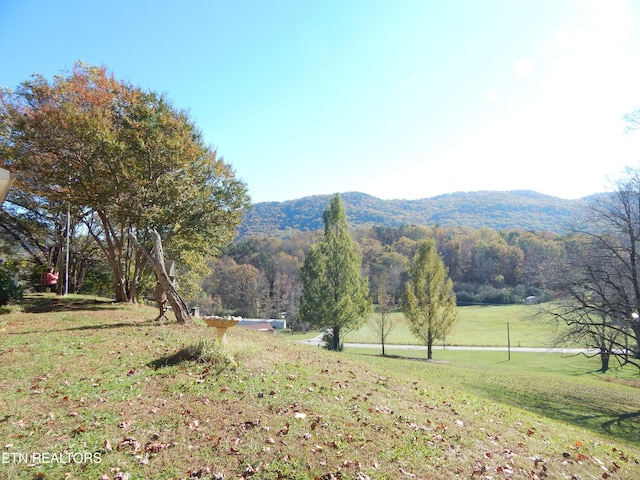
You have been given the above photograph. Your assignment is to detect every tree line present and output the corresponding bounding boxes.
[200,223,562,320]
[238,190,579,237]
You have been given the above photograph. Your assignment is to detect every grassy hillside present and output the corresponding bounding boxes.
[0,295,638,479]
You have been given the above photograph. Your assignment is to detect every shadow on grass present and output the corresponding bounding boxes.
[350,351,640,447]
[8,320,162,335]
[147,341,236,374]
[602,410,640,440]
[148,345,206,368]
[462,381,640,447]
[21,295,118,314]
[7,319,165,336]
[351,351,450,364]
[7,294,169,334]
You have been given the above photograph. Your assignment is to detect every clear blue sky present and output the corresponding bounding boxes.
[3,0,640,203]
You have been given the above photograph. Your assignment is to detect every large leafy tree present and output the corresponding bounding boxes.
[299,194,372,350]
[0,63,250,303]
[403,239,458,359]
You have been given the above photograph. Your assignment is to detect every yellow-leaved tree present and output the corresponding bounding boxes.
[403,238,458,359]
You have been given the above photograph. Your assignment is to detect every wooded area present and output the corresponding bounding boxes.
[201,224,561,322]
[238,190,582,237]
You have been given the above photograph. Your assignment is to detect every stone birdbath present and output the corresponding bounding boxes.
[203,315,241,342]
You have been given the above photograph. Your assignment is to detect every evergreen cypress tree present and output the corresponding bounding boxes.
[299,194,372,350]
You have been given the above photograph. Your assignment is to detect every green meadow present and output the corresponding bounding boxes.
[345,304,563,347]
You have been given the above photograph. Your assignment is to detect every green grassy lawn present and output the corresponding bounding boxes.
[344,304,565,347]
[0,295,638,479]
[351,348,640,445]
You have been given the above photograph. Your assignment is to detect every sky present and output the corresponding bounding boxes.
[3,0,640,203]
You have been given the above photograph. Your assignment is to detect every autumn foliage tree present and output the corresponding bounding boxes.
[403,239,458,359]
[0,63,250,303]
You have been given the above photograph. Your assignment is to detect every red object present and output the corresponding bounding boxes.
[45,270,59,286]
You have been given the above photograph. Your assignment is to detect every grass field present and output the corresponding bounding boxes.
[344,304,566,347]
[0,295,638,479]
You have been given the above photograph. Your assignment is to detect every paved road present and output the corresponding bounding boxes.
[300,334,594,354]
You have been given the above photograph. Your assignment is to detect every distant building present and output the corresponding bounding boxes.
[525,296,540,305]
[239,318,287,330]
[240,322,274,334]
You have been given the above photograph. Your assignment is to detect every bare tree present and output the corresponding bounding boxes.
[546,233,639,371]
[368,252,406,355]
[544,167,640,371]
[368,272,398,356]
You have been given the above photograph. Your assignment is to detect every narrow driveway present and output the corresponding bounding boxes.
[300,334,594,354]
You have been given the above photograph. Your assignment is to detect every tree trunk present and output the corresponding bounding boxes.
[114,277,129,303]
[332,326,341,351]
[129,231,192,324]
[631,323,640,359]
[600,351,610,372]
[93,211,132,303]
[427,331,433,360]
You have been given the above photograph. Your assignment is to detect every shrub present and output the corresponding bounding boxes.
[322,329,344,351]
[0,267,21,306]
[454,282,523,305]
[149,339,237,374]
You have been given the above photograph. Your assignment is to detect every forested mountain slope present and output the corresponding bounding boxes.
[238,190,591,237]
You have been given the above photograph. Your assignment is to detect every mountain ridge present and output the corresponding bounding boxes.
[237,190,598,237]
